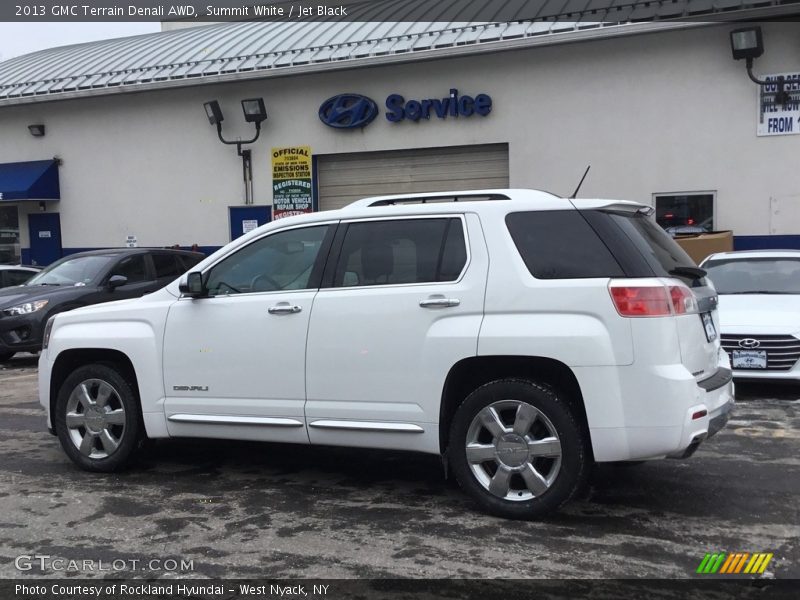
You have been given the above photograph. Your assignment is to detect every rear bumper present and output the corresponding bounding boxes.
[667,390,734,459]
[697,367,733,392]
[581,355,735,462]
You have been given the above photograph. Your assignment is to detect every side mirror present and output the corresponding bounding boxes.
[178,271,206,297]
[106,275,128,291]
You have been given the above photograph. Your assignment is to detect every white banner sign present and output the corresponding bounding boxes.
[757,71,800,137]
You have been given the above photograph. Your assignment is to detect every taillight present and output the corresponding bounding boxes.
[609,284,671,317]
[609,280,698,317]
[669,284,699,315]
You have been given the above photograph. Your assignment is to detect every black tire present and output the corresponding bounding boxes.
[54,363,142,472]
[0,352,14,362]
[449,378,589,520]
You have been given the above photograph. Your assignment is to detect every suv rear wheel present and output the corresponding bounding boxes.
[55,363,142,472]
[449,378,588,519]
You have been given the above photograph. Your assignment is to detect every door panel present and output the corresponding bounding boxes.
[305,214,488,453]
[162,223,333,443]
[162,291,316,443]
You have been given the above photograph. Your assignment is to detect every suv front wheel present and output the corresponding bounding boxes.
[449,378,588,519]
[55,363,142,472]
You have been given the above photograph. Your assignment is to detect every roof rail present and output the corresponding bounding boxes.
[347,192,512,209]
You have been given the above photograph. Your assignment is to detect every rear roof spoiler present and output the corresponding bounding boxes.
[569,199,653,215]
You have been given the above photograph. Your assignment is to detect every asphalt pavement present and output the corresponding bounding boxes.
[0,354,798,579]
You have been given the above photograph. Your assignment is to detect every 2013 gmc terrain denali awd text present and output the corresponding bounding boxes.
[38,189,734,519]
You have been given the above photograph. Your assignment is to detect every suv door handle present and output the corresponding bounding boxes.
[268,303,302,315]
[419,296,460,308]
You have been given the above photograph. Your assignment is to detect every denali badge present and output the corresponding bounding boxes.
[173,385,209,392]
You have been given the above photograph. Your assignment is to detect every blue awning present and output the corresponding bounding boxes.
[0,160,60,201]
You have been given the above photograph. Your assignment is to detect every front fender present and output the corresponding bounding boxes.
[41,293,174,438]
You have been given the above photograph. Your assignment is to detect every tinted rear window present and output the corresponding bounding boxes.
[153,254,183,278]
[604,211,697,277]
[505,211,624,279]
[179,254,204,270]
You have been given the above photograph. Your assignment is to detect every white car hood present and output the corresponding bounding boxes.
[718,294,800,332]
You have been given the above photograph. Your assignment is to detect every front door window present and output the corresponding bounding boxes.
[205,225,330,295]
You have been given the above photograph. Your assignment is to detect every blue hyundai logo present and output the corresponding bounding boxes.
[319,94,378,129]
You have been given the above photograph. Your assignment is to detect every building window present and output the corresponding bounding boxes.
[0,206,20,264]
[654,192,715,235]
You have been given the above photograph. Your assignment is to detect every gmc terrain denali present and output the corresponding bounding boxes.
[39,190,734,519]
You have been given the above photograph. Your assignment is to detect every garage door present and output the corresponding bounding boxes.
[315,143,509,211]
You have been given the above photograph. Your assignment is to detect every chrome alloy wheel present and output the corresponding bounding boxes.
[465,400,562,501]
[65,379,126,459]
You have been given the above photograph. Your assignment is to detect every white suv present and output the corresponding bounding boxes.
[38,190,734,519]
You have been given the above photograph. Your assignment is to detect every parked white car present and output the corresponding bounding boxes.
[0,264,40,289]
[39,189,733,519]
[701,250,800,380]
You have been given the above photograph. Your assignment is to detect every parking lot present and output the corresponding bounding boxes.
[0,354,798,580]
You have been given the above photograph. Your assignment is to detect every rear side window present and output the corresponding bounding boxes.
[333,218,467,287]
[111,255,150,283]
[505,211,624,279]
[152,254,182,279]
[180,254,204,271]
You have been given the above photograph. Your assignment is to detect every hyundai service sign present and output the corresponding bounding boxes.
[319,89,492,129]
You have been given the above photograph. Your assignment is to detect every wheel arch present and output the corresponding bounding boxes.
[50,348,142,434]
[439,355,592,459]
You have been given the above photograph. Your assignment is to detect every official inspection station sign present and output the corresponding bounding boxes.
[271,146,313,220]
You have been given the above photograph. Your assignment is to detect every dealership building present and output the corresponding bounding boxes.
[0,1,798,265]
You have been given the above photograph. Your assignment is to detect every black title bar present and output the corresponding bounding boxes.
[4,0,800,22]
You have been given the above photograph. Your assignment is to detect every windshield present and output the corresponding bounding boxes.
[703,258,800,294]
[26,255,113,286]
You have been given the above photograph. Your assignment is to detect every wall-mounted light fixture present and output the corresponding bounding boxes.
[203,99,268,205]
[730,26,794,108]
[27,124,45,137]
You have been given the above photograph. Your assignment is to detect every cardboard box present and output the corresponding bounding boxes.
[674,231,734,265]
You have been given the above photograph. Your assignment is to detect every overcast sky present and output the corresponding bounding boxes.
[0,23,160,62]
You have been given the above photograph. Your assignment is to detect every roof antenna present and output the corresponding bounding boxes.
[569,165,591,199]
